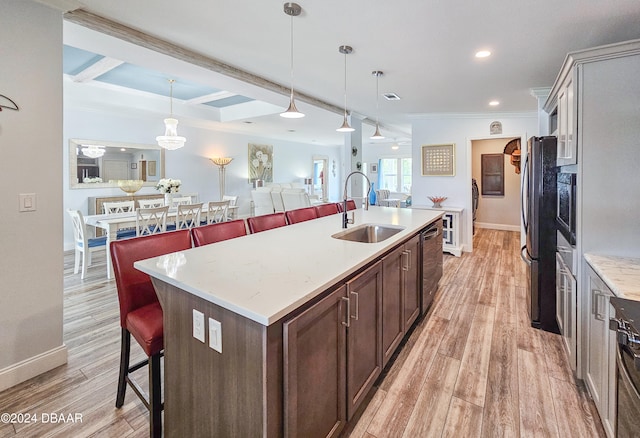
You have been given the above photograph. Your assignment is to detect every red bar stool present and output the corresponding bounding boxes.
[246,212,288,234]
[110,230,192,438]
[191,219,247,247]
[314,203,340,217]
[285,207,319,224]
[336,200,357,212]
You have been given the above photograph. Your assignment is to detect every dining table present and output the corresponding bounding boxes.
[84,204,238,279]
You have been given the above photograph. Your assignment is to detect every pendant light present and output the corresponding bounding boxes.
[81,144,105,158]
[336,45,355,132]
[370,71,385,139]
[156,79,186,150]
[281,3,304,118]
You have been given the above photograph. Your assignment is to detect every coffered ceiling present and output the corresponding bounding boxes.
[46,0,640,146]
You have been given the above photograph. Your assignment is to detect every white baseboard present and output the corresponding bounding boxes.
[476,222,521,232]
[0,345,68,392]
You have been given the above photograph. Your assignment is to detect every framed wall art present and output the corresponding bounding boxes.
[248,143,273,183]
[421,143,455,176]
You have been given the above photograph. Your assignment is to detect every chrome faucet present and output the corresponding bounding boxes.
[342,171,371,228]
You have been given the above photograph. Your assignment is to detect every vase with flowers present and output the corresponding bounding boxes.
[156,178,182,206]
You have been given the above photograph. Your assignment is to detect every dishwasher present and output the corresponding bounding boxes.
[422,220,443,313]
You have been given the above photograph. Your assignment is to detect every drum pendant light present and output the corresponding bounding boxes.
[281,3,304,118]
[336,45,355,132]
[370,71,385,139]
[156,79,186,150]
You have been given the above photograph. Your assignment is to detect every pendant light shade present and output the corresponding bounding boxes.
[337,45,355,132]
[370,71,385,139]
[281,3,304,119]
[156,79,186,150]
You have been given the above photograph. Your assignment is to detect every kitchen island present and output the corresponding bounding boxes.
[135,206,443,437]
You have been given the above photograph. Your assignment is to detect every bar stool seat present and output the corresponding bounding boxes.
[126,302,163,356]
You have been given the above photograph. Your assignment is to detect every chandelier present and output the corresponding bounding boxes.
[156,79,186,150]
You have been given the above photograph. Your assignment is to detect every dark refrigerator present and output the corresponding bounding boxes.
[520,136,558,333]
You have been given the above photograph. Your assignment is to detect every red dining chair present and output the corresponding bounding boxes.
[314,203,340,217]
[285,207,319,224]
[110,230,192,438]
[336,200,357,212]
[247,212,288,234]
[191,219,247,247]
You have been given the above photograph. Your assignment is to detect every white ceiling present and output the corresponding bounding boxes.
[45,0,640,147]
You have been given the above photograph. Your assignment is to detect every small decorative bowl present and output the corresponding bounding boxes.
[118,179,144,196]
[428,196,447,208]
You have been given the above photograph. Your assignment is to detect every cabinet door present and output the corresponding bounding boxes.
[283,285,347,438]
[555,253,566,335]
[585,269,611,417]
[346,262,383,419]
[403,235,421,330]
[557,76,577,166]
[382,247,404,367]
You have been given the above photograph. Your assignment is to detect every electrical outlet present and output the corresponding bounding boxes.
[208,317,222,353]
[192,309,205,343]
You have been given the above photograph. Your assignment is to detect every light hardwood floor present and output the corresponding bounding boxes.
[0,229,605,437]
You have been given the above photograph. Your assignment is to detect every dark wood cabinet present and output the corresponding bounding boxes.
[381,236,421,367]
[283,262,383,435]
[382,247,404,366]
[403,235,421,329]
[283,285,347,438]
[346,261,383,419]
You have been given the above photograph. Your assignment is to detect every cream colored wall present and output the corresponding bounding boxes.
[0,1,66,390]
[471,138,521,230]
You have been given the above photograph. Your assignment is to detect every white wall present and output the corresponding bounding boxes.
[0,1,67,391]
[63,106,343,249]
[412,113,538,251]
[471,138,521,231]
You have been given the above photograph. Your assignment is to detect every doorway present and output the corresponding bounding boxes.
[312,155,328,202]
[470,137,522,232]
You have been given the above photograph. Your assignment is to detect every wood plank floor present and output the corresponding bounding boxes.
[0,229,605,437]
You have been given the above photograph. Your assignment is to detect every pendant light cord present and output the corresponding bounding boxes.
[169,79,175,116]
[290,14,295,99]
[343,52,348,117]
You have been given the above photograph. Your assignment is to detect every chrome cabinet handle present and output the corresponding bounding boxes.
[341,296,350,327]
[402,250,409,271]
[351,291,359,321]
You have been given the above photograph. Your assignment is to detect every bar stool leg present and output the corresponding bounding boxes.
[149,353,162,438]
[116,329,130,408]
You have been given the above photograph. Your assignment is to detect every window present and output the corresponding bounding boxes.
[378,158,412,193]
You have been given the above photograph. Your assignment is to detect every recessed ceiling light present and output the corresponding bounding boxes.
[243,121,254,124]
[383,93,401,101]
[391,144,399,150]
[288,129,296,132]
[475,50,491,58]
[489,100,500,106]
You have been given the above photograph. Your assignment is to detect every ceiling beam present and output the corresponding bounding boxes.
[71,56,124,82]
[64,10,349,116]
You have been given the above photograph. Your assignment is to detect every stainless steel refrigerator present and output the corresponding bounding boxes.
[521,136,558,333]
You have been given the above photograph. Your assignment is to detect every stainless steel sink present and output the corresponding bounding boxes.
[331,224,405,243]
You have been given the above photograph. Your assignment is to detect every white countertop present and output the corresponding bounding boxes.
[135,207,443,326]
[584,253,640,301]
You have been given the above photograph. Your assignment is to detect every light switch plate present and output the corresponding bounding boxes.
[192,309,205,343]
[208,317,222,353]
[19,193,36,212]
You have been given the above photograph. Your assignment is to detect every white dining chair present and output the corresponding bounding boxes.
[204,201,230,224]
[176,203,203,229]
[270,190,285,213]
[251,190,275,216]
[171,196,193,207]
[138,198,165,209]
[136,206,168,236]
[222,195,238,207]
[103,200,135,214]
[67,209,107,279]
[281,189,311,211]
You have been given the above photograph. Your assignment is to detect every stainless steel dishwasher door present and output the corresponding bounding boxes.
[421,220,443,313]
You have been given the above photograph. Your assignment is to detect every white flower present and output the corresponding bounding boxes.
[252,159,260,168]
[156,178,182,193]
